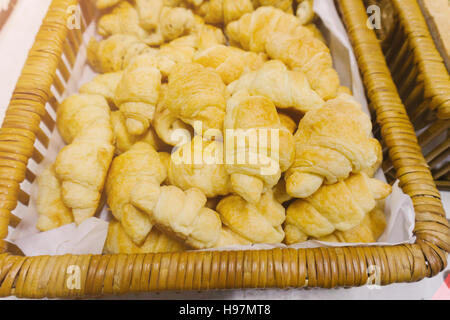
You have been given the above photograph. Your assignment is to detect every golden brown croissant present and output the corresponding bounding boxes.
[227,60,324,113]
[284,172,391,244]
[316,202,387,243]
[168,135,231,197]
[224,90,295,203]
[216,190,285,244]
[226,6,307,52]
[295,0,314,25]
[111,111,165,155]
[265,31,340,100]
[57,94,111,144]
[114,53,161,136]
[278,112,297,135]
[79,72,123,107]
[54,100,114,225]
[132,184,223,249]
[105,142,167,244]
[192,16,227,49]
[166,62,227,133]
[87,35,150,73]
[97,1,158,45]
[285,95,382,198]
[197,0,254,25]
[104,219,186,254]
[36,165,74,231]
[194,44,266,84]
[153,84,192,146]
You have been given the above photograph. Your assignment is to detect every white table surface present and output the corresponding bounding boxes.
[0,0,448,300]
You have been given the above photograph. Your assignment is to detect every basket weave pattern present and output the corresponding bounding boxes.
[0,0,448,298]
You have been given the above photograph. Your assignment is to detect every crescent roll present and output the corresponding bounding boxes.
[197,0,254,25]
[284,172,391,243]
[166,62,227,133]
[227,60,324,113]
[79,72,123,107]
[114,53,161,136]
[285,95,382,198]
[216,190,286,244]
[194,44,266,84]
[105,142,167,244]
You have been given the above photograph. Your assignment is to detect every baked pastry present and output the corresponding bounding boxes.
[224,89,295,203]
[227,60,324,112]
[153,84,192,146]
[226,6,308,52]
[278,112,297,134]
[192,16,227,50]
[54,97,114,225]
[87,35,151,73]
[132,184,223,249]
[284,172,391,243]
[196,0,254,25]
[316,202,387,243]
[105,142,167,244]
[285,95,382,198]
[296,0,314,25]
[111,110,165,155]
[168,135,231,197]
[57,94,111,144]
[98,1,196,45]
[265,32,340,100]
[166,62,227,133]
[114,53,161,136]
[36,165,74,231]
[194,44,266,84]
[104,219,186,254]
[216,190,285,244]
[79,72,123,107]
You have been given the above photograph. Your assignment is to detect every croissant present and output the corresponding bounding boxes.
[166,62,227,133]
[87,35,150,73]
[296,0,314,25]
[224,90,295,203]
[192,16,227,50]
[316,202,387,243]
[104,219,186,254]
[305,23,325,43]
[284,172,391,243]
[227,60,324,113]
[54,104,114,225]
[216,190,285,244]
[285,95,382,198]
[57,94,111,144]
[226,6,308,52]
[168,135,231,197]
[97,1,158,45]
[213,227,252,248]
[153,84,192,146]
[79,72,123,107]
[94,0,121,10]
[278,112,297,135]
[197,0,254,25]
[194,44,266,84]
[36,165,74,231]
[105,142,167,244]
[132,184,223,249]
[111,111,165,155]
[114,53,161,136]
[265,32,340,100]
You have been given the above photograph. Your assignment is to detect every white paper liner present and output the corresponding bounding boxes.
[7,0,416,256]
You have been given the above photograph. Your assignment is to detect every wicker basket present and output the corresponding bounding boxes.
[365,0,450,190]
[0,0,448,298]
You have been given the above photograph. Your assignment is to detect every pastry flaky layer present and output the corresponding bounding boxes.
[36,0,393,253]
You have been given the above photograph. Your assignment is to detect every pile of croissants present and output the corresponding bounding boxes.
[36,0,392,254]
